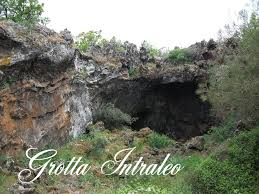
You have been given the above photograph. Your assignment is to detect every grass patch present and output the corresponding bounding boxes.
[204,118,235,147]
[147,132,175,149]
[0,171,16,193]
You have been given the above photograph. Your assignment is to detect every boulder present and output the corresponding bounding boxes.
[136,127,152,138]
[186,136,205,151]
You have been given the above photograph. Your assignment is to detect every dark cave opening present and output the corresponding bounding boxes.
[94,79,211,140]
[131,82,211,140]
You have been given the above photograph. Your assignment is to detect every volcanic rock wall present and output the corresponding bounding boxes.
[0,21,92,155]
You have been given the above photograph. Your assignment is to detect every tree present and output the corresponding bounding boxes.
[205,3,259,125]
[0,0,48,25]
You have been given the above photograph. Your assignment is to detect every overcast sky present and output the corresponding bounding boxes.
[40,0,249,48]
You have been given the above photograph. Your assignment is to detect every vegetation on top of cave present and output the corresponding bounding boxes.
[0,0,49,26]
[167,47,193,64]
[75,30,164,62]
[74,27,223,68]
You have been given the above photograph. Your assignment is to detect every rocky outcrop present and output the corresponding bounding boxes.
[0,21,92,155]
[0,21,211,155]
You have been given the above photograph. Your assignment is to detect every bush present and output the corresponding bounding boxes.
[128,66,140,78]
[147,132,175,149]
[0,0,48,25]
[205,9,259,125]
[75,31,103,53]
[226,127,259,170]
[167,48,193,64]
[191,127,259,194]
[207,54,259,124]
[192,158,255,194]
[204,118,235,144]
[93,103,136,129]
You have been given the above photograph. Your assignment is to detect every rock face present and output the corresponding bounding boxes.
[0,21,211,155]
[0,21,92,155]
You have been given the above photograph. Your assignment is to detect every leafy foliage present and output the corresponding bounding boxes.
[128,66,140,78]
[147,132,175,149]
[204,118,235,144]
[167,47,193,64]
[0,0,48,25]
[75,31,127,54]
[191,127,259,194]
[205,8,259,125]
[75,31,103,53]
[93,103,137,129]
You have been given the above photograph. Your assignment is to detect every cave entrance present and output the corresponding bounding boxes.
[131,82,210,140]
[95,79,211,140]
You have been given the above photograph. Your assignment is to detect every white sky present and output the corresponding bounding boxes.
[40,0,249,49]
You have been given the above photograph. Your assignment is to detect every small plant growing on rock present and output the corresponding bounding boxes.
[128,66,140,78]
[93,103,137,130]
[75,30,103,53]
[167,47,193,64]
[147,132,175,149]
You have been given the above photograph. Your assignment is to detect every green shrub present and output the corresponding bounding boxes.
[147,132,175,149]
[207,54,259,124]
[0,0,49,25]
[191,158,255,194]
[128,66,140,78]
[75,31,103,53]
[167,48,193,64]
[226,127,259,170]
[94,103,136,129]
[204,9,259,125]
[191,127,259,194]
[169,155,205,171]
[204,118,235,144]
